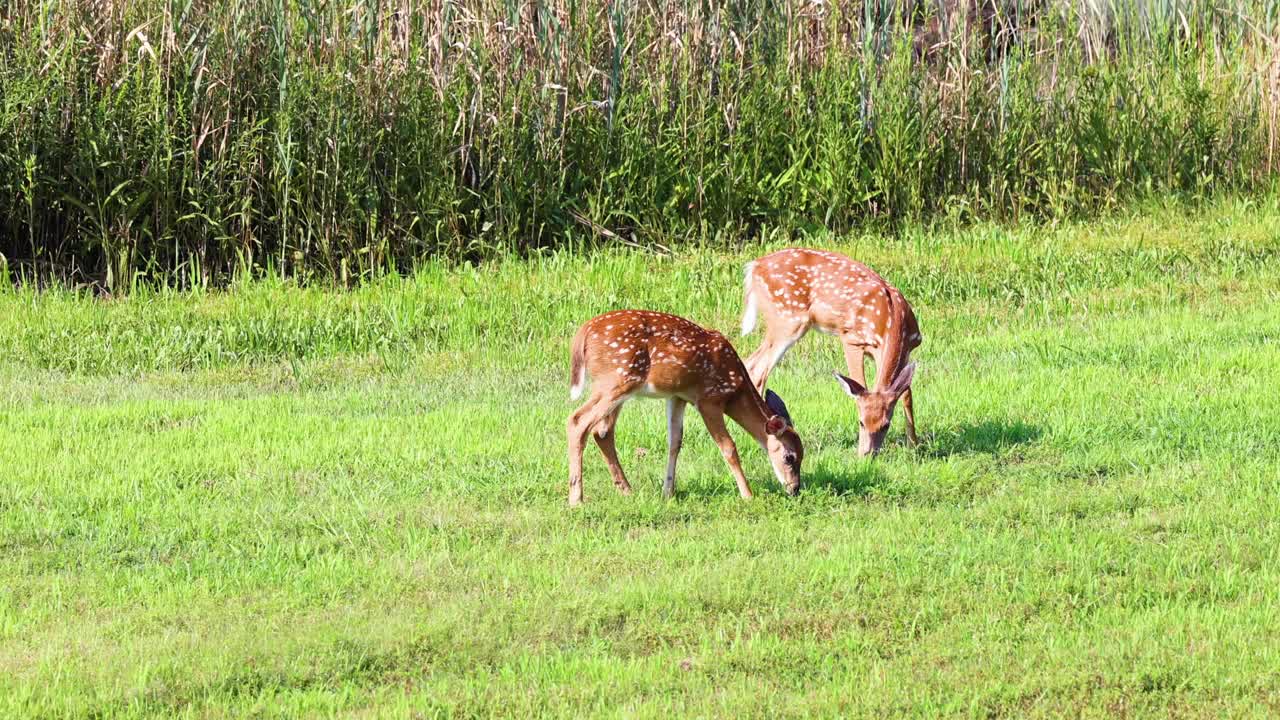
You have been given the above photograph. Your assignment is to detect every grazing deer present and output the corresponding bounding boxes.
[740,248,921,456]
[567,310,803,507]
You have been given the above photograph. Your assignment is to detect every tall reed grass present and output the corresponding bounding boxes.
[1,1,1277,288]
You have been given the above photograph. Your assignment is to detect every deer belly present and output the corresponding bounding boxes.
[635,383,677,399]
[808,304,850,336]
[811,315,849,336]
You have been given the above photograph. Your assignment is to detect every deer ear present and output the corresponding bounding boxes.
[765,415,788,436]
[888,362,916,397]
[764,389,793,426]
[833,372,867,397]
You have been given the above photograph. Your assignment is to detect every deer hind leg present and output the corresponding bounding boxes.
[901,386,919,447]
[697,402,753,500]
[592,406,632,495]
[566,393,601,506]
[745,321,808,392]
[567,388,630,506]
[664,398,687,499]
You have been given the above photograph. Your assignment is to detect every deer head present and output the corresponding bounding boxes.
[763,390,803,495]
[833,362,915,457]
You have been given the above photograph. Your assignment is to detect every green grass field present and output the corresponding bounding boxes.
[3,199,1280,717]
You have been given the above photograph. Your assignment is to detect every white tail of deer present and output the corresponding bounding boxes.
[741,248,921,456]
[740,261,759,335]
[566,310,803,506]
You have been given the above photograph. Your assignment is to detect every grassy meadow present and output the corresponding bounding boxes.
[3,197,1280,716]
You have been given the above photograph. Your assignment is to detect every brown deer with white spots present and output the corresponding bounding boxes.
[740,248,921,457]
[567,310,803,507]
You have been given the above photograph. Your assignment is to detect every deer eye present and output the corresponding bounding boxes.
[784,453,797,466]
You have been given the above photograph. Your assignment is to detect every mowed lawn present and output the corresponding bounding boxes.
[2,201,1280,718]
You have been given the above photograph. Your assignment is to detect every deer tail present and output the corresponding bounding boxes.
[569,327,588,400]
[740,261,758,336]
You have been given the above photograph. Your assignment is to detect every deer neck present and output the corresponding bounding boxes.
[725,384,773,447]
[875,287,908,389]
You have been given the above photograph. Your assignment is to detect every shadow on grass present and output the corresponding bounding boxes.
[803,462,885,497]
[660,465,880,501]
[918,419,1042,459]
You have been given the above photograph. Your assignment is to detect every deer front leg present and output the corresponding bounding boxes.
[592,406,632,495]
[664,398,686,499]
[901,386,919,446]
[697,402,753,500]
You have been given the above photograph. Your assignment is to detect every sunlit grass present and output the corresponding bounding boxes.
[2,200,1279,716]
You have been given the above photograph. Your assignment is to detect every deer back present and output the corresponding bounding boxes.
[578,310,752,401]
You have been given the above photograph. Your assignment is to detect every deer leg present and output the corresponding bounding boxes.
[592,406,632,495]
[901,387,919,446]
[664,398,686,499]
[566,389,628,506]
[697,402,753,500]
[744,345,770,391]
[566,396,597,507]
[746,323,807,392]
[743,338,771,390]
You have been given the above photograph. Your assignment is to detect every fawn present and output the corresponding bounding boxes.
[566,310,803,506]
[741,248,921,456]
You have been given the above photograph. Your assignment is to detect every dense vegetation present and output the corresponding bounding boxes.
[3,199,1279,715]
[1,1,1277,289]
